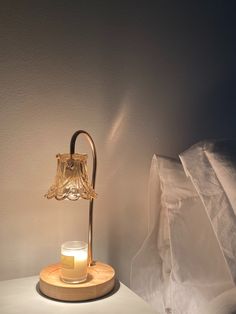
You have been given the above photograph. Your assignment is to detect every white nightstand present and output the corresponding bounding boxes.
[0,276,159,314]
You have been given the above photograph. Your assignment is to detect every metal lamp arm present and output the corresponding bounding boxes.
[70,130,97,266]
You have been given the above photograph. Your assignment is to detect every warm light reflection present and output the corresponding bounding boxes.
[106,94,130,146]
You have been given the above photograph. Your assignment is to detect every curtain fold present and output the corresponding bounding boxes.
[131,141,236,314]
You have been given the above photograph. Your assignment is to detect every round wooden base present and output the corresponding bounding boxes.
[39,261,115,301]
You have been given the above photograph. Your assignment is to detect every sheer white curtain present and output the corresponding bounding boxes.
[131,140,236,314]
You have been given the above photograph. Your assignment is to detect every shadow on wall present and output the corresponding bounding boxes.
[185,71,236,149]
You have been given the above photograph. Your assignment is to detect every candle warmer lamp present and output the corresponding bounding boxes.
[39,130,115,301]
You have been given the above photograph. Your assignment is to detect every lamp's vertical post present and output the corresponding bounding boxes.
[88,199,94,266]
[70,130,97,267]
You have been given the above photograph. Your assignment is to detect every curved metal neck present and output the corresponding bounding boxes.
[70,130,97,266]
[70,130,97,189]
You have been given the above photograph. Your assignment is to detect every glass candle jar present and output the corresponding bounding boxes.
[60,241,88,284]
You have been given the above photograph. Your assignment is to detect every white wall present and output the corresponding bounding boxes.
[0,1,236,286]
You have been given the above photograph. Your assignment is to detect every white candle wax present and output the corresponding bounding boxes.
[61,241,88,284]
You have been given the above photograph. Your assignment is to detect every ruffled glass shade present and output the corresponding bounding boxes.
[45,153,97,201]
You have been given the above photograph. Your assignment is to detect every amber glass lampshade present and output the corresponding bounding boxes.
[45,153,97,201]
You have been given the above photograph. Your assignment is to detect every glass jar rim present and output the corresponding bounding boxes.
[61,240,88,250]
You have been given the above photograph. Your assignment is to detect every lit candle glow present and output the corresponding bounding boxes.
[61,241,88,284]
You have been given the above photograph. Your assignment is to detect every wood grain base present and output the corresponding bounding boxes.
[39,261,115,301]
